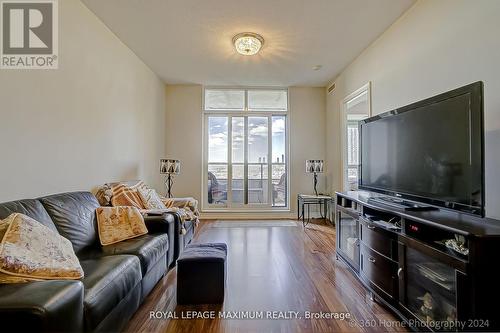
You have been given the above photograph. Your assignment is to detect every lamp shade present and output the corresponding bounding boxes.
[160,159,180,175]
[306,160,324,173]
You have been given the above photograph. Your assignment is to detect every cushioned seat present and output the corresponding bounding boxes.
[100,234,169,275]
[0,281,84,333]
[177,243,227,305]
[80,255,142,331]
[179,243,227,262]
[77,234,169,277]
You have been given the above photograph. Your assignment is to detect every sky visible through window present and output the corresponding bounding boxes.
[272,117,286,163]
[205,89,288,207]
[209,117,285,164]
[208,117,228,163]
[208,117,286,180]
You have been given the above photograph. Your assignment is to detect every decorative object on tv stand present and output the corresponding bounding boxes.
[160,159,180,198]
[306,160,324,196]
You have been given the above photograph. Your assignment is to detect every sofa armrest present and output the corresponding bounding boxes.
[160,212,184,262]
[143,212,174,233]
[0,280,84,333]
[143,213,176,267]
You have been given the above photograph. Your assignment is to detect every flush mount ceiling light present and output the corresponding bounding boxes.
[232,32,264,56]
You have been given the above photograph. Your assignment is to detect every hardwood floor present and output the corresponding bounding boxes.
[124,219,407,333]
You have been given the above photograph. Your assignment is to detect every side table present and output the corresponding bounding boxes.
[297,194,334,226]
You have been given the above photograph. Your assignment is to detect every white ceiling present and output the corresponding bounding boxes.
[82,0,415,87]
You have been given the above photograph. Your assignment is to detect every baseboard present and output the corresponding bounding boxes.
[199,212,297,220]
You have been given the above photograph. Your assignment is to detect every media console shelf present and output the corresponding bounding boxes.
[335,191,500,332]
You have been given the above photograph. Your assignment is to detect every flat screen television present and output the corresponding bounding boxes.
[359,82,484,216]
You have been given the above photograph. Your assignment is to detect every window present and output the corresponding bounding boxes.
[347,121,360,188]
[342,82,371,191]
[205,89,245,111]
[204,88,288,210]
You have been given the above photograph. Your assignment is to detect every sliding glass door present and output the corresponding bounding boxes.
[204,88,288,211]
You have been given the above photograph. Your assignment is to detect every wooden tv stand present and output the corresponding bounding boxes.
[334,191,500,332]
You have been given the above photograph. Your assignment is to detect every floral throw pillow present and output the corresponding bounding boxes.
[96,206,148,246]
[138,188,167,210]
[0,213,84,283]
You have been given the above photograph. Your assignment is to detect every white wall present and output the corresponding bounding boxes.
[289,87,327,211]
[164,85,203,199]
[165,85,326,218]
[0,0,166,201]
[326,0,500,218]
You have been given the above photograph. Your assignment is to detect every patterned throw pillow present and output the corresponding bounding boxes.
[0,213,84,283]
[110,184,145,209]
[96,206,148,246]
[95,183,113,206]
[138,188,167,210]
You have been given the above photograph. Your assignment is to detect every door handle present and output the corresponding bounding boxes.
[367,224,375,230]
[397,268,403,278]
[368,257,376,263]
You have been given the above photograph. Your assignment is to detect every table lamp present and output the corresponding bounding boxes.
[160,159,180,198]
[306,160,324,196]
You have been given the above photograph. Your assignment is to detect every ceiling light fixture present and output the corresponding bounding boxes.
[232,32,264,56]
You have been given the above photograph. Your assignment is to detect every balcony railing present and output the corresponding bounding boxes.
[208,163,286,206]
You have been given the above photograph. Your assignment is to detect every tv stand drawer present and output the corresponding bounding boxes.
[360,218,397,260]
[360,244,398,300]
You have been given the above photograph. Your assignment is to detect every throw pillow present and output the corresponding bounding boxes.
[96,206,148,246]
[138,188,167,210]
[0,213,84,283]
[129,180,148,191]
[95,183,113,206]
[110,184,145,209]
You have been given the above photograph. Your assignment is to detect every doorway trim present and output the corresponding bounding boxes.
[341,82,372,191]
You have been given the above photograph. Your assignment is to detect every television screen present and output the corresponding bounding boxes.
[359,82,484,216]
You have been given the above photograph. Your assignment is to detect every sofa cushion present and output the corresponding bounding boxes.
[80,255,141,331]
[39,192,100,254]
[101,234,169,275]
[78,233,169,276]
[0,199,57,232]
[178,243,228,263]
[0,280,84,333]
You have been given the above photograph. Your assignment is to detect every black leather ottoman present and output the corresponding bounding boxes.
[176,243,227,305]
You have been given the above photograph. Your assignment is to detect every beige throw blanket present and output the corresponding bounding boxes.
[162,197,200,216]
[141,197,200,235]
[96,181,199,235]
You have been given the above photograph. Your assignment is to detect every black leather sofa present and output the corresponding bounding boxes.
[147,210,195,263]
[173,217,196,260]
[0,191,176,333]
